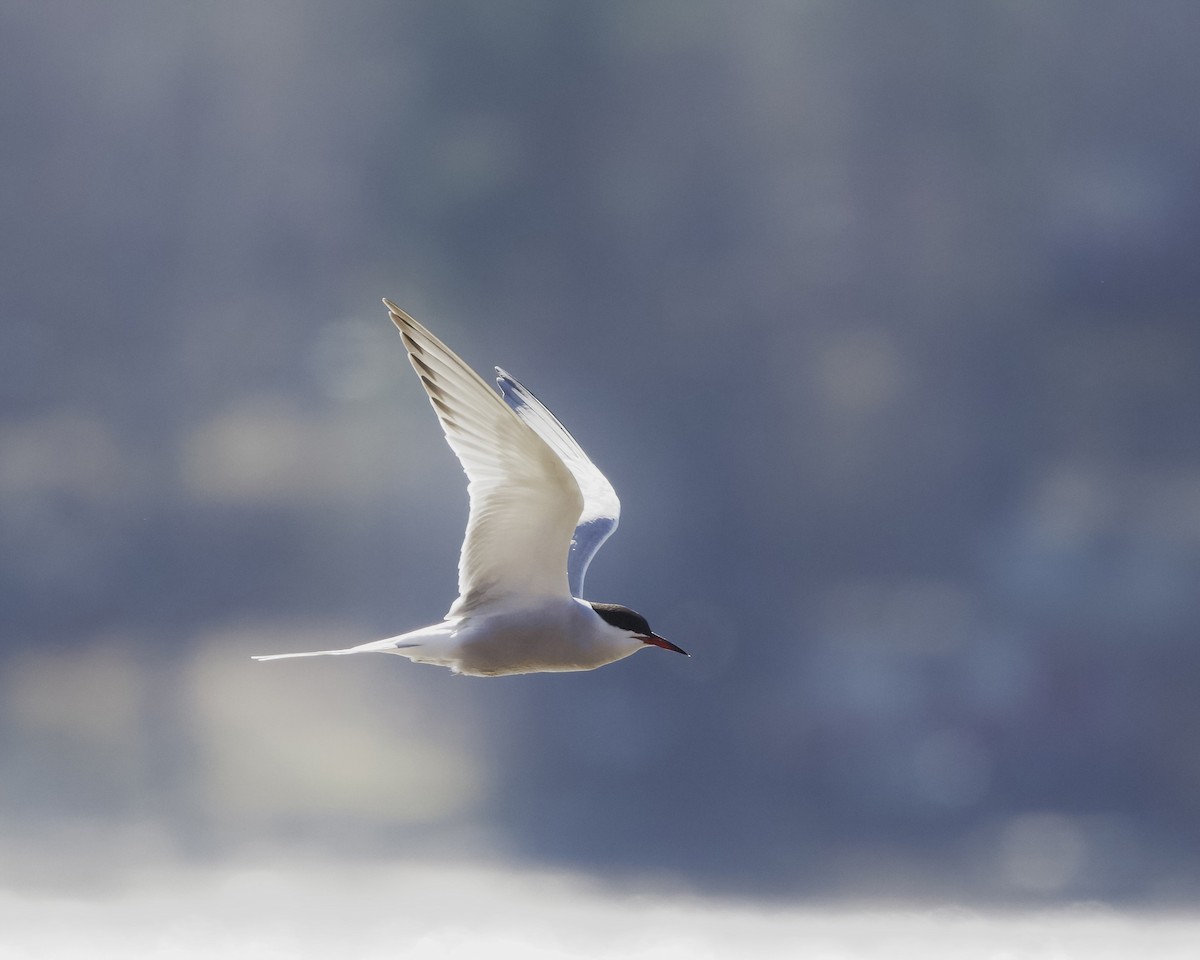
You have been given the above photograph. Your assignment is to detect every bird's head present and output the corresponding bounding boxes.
[588,602,688,657]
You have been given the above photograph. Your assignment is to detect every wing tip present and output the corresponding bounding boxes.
[496,369,520,403]
[383,298,420,336]
[495,368,535,413]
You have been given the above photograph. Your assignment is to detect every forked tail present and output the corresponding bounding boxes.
[251,634,423,662]
[251,648,355,661]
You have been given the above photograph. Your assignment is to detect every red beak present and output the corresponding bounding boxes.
[640,633,689,657]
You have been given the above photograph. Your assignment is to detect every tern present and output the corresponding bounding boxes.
[253,300,686,675]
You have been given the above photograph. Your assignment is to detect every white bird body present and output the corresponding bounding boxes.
[254,597,647,676]
[252,301,685,676]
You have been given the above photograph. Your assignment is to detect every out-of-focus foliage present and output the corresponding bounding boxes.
[3,0,1200,904]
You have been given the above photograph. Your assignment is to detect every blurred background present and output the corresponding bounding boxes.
[3,0,1200,913]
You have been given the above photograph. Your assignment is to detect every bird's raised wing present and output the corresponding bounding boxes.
[496,369,620,599]
[384,301,583,615]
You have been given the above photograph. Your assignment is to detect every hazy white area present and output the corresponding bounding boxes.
[3,859,1198,960]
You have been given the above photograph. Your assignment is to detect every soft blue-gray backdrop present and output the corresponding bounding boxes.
[4,0,1199,905]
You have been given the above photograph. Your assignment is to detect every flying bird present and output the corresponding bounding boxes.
[253,300,686,675]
